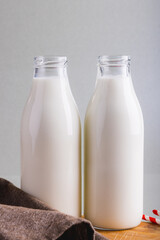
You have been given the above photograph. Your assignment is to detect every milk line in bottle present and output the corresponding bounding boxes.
[84,56,144,229]
[21,56,81,217]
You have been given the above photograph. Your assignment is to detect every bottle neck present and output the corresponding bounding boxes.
[97,55,131,79]
[33,56,68,79]
[34,66,67,78]
[97,65,130,78]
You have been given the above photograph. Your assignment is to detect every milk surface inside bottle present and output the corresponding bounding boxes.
[84,56,144,229]
[21,56,81,217]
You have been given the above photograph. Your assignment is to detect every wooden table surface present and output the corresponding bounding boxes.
[97,222,160,240]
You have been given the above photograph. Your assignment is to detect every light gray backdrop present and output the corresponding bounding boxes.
[0,0,160,216]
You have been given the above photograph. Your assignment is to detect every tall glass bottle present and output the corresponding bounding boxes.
[21,56,81,217]
[84,56,144,229]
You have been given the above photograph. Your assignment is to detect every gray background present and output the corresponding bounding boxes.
[0,0,160,216]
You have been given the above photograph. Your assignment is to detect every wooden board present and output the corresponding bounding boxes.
[97,222,160,240]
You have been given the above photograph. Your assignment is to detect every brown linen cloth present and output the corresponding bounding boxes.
[0,178,108,240]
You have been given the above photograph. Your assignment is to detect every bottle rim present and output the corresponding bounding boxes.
[34,56,67,68]
[98,55,131,66]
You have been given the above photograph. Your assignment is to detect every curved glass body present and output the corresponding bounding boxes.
[84,56,144,229]
[21,56,81,217]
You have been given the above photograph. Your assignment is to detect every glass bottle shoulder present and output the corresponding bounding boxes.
[85,76,144,133]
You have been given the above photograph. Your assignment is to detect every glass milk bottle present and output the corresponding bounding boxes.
[21,56,81,217]
[84,56,144,229]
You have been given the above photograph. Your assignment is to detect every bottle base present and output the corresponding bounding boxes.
[94,224,140,231]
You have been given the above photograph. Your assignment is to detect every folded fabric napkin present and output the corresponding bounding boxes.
[0,178,108,240]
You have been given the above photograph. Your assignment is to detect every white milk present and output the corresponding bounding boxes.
[84,66,144,229]
[21,58,81,217]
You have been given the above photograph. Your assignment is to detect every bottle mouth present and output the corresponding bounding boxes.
[98,55,131,66]
[34,56,67,68]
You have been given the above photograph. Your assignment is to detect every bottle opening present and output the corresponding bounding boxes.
[34,56,67,68]
[98,55,131,67]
